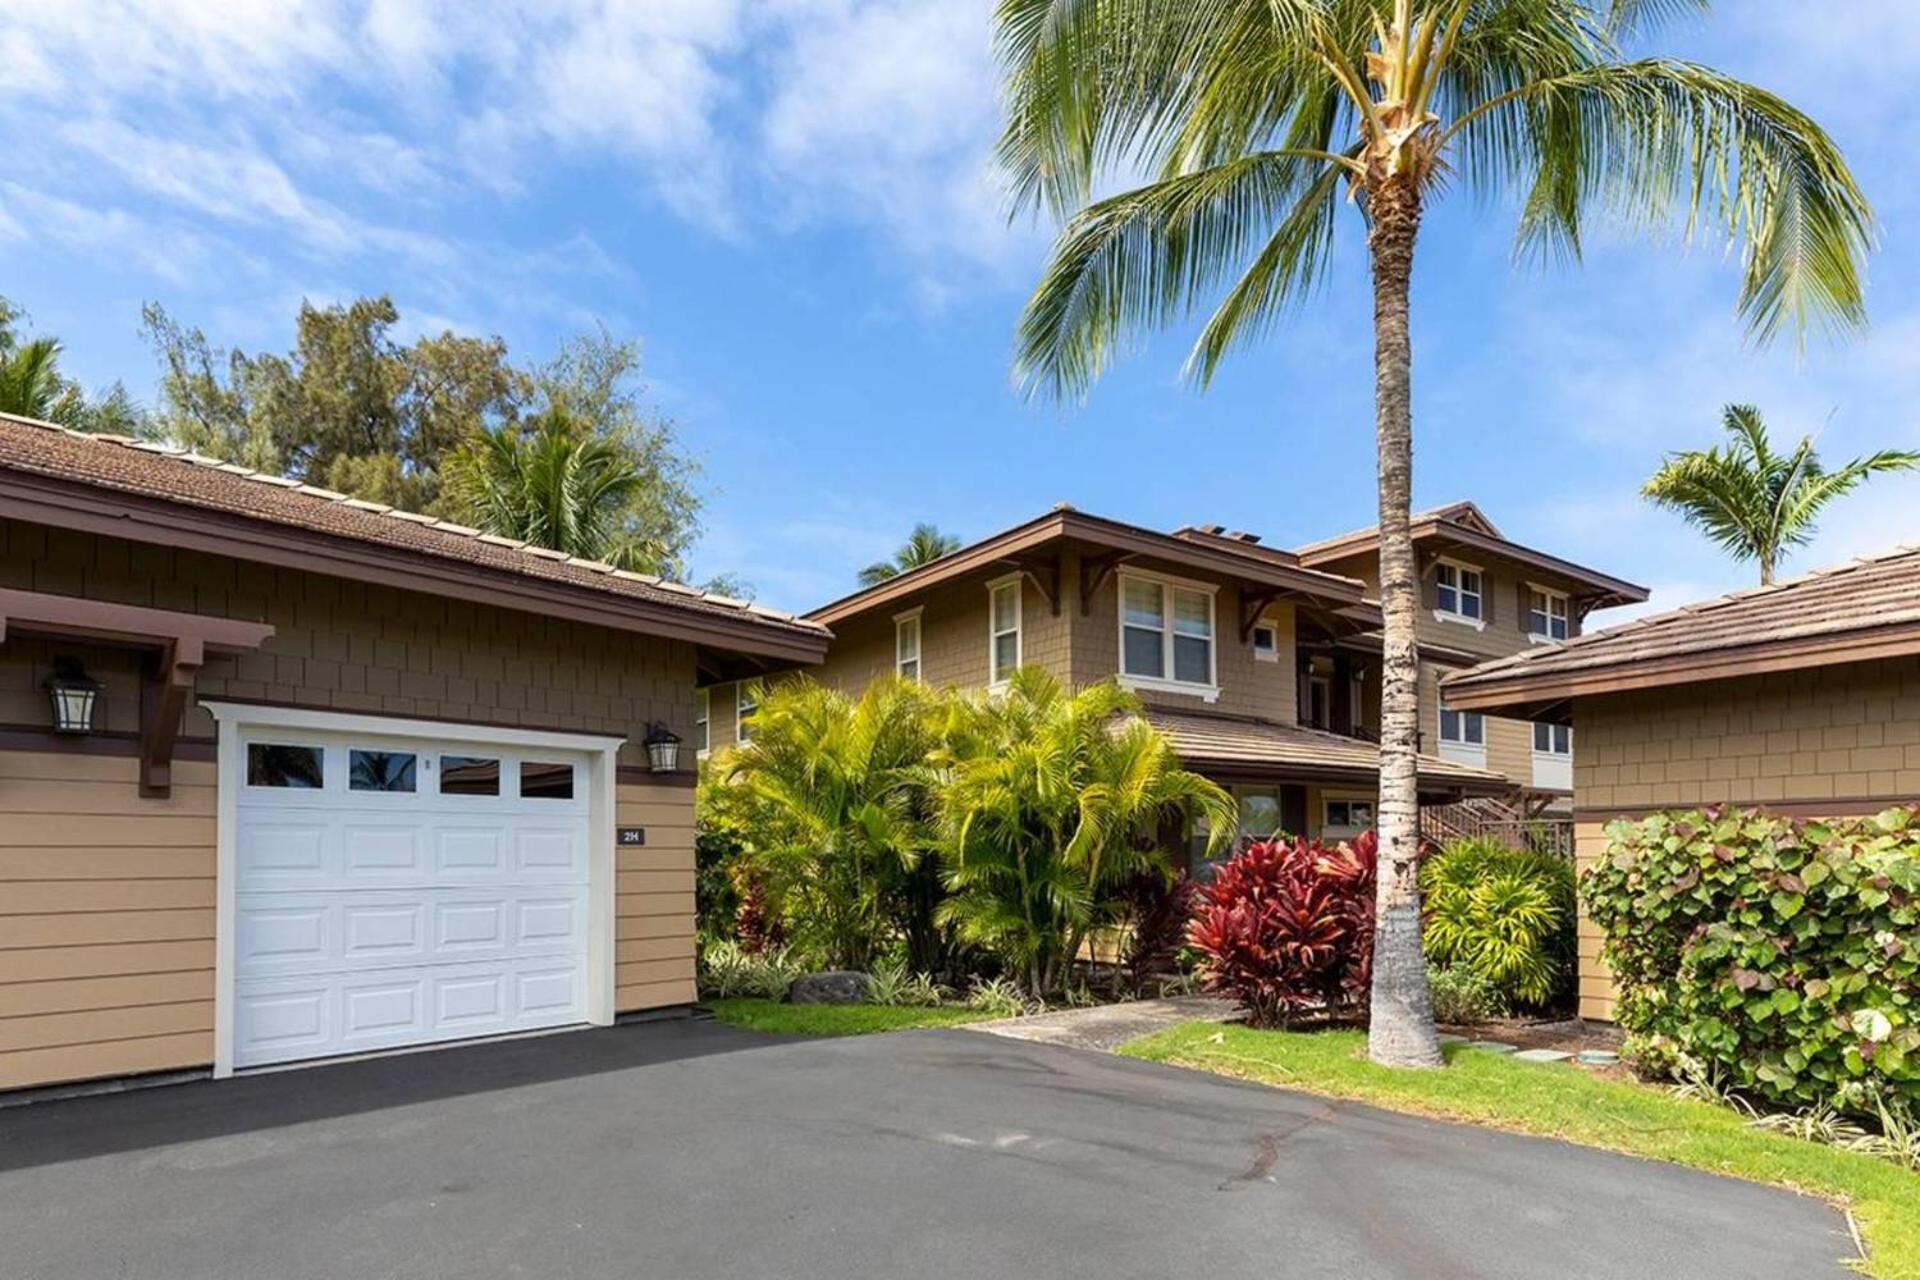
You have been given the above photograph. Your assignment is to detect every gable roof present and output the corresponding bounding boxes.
[1295,500,1646,608]
[0,412,828,663]
[805,504,1381,628]
[1442,543,1920,719]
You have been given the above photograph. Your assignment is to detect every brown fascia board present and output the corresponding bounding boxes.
[0,470,831,667]
[1299,517,1648,606]
[807,508,1372,627]
[1440,621,1920,716]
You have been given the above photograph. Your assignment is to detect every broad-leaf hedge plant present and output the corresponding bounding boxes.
[1584,806,1919,1114]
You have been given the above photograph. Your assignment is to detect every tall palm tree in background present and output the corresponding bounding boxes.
[448,407,650,568]
[0,336,70,421]
[858,523,963,586]
[998,0,1871,1065]
[1643,404,1917,586]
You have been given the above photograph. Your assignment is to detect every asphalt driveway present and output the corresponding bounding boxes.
[0,1020,1853,1280]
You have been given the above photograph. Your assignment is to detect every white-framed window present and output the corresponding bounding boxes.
[1532,721,1572,789]
[1527,585,1570,642]
[695,688,710,757]
[1323,796,1376,836]
[1438,701,1487,768]
[1434,560,1484,628]
[1118,571,1218,699]
[1251,621,1279,662]
[987,576,1022,686]
[736,682,760,744]
[895,608,923,682]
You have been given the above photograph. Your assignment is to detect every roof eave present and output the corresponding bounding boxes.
[1298,519,1648,605]
[0,469,831,667]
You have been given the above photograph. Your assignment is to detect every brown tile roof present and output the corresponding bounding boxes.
[1443,544,1920,712]
[0,412,828,649]
[1142,707,1510,796]
[1294,500,1647,608]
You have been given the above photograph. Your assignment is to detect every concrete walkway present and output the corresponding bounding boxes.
[966,994,1239,1051]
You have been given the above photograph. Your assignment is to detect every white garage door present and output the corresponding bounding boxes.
[232,729,592,1069]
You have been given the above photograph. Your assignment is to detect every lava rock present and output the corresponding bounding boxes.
[788,971,873,1005]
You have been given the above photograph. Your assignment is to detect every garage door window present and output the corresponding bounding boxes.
[247,743,324,789]
[520,760,575,800]
[349,749,417,792]
[439,755,501,795]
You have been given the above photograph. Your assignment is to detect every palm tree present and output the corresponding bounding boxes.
[447,407,650,567]
[858,523,963,586]
[937,669,1235,995]
[998,0,1871,1066]
[1643,405,1916,586]
[0,337,71,421]
[721,676,947,971]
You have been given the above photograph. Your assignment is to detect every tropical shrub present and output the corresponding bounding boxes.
[1187,833,1377,1029]
[867,960,946,1008]
[1117,870,1199,997]
[1421,837,1576,1008]
[963,976,1036,1019]
[1427,965,1509,1026]
[698,941,805,1000]
[937,670,1234,995]
[1584,806,1920,1116]
[716,676,948,972]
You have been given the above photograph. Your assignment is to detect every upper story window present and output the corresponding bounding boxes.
[1434,561,1484,626]
[1439,705,1485,747]
[988,577,1022,686]
[1533,722,1572,756]
[695,688,710,756]
[1251,621,1279,662]
[895,609,923,682]
[1119,572,1217,697]
[736,682,760,744]
[1527,586,1570,642]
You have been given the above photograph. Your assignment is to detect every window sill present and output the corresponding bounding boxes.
[1119,674,1221,703]
[1527,633,1565,646]
[1432,610,1486,632]
[1253,650,1279,663]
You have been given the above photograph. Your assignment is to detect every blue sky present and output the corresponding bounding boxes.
[3,2,1916,620]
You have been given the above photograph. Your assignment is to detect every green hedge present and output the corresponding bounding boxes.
[1583,806,1919,1114]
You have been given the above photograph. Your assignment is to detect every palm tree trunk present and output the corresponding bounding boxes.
[1365,173,1444,1069]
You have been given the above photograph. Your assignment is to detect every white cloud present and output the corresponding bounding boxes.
[0,183,227,285]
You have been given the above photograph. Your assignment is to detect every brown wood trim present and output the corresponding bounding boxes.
[1444,622,1920,713]
[807,509,1372,627]
[615,766,698,789]
[0,724,218,761]
[198,694,649,748]
[1300,516,1647,605]
[140,639,203,797]
[0,471,828,666]
[0,588,276,652]
[1573,796,1905,822]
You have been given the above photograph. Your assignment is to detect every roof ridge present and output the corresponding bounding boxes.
[0,412,819,629]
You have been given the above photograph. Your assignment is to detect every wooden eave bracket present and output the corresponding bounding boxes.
[0,588,274,797]
[1078,552,1124,616]
[1240,591,1281,641]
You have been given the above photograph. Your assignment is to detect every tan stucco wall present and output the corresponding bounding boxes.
[0,518,703,1091]
[1569,656,1920,1020]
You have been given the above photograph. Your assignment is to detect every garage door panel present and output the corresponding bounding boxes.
[234,734,592,1070]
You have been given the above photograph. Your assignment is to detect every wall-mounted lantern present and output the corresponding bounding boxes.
[44,657,102,735]
[643,722,683,774]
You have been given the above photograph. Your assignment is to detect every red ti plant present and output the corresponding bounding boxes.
[1187,833,1377,1028]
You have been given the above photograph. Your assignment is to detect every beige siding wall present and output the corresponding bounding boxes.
[1569,656,1920,1020]
[0,518,707,1090]
[615,778,698,1011]
[0,753,216,1091]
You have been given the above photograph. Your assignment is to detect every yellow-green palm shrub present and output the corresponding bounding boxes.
[718,676,946,973]
[937,670,1235,996]
[1585,807,1919,1116]
[1421,838,1576,1008]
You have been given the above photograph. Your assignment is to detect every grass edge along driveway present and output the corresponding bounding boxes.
[1122,1022,1919,1280]
[703,998,991,1036]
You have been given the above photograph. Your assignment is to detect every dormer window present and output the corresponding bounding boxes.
[1527,586,1570,642]
[1434,561,1484,627]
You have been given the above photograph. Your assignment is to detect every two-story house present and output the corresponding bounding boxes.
[701,504,1640,873]
[1293,502,1647,804]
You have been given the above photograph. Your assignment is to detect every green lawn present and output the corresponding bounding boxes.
[704,998,991,1036]
[1123,1023,1919,1280]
